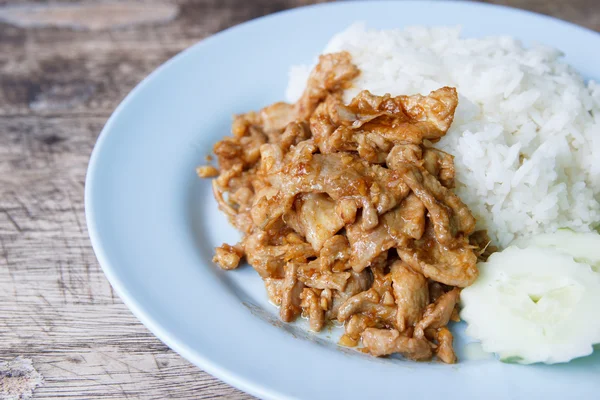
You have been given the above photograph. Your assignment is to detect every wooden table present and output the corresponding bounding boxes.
[0,1,597,398]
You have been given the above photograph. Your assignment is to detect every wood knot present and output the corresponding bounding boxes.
[0,357,44,400]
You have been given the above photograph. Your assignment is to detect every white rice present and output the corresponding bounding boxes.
[286,23,600,248]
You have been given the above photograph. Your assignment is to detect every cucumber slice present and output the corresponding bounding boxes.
[511,229,600,272]
[461,246,600,364]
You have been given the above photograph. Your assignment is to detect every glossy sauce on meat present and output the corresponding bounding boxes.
[199,51,492,364]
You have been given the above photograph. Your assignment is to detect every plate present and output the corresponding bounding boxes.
[85,1,600,399]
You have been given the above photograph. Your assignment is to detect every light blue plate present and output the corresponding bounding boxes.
[85,1,600,399]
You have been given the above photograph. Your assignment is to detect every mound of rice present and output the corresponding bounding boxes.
[286,24,600,247]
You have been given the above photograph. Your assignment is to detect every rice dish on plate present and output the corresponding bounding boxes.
[286,23,600,247]
[201,23,600,365]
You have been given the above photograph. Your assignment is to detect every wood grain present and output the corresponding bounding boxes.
[0,0,598,399]
[0,2,179,31]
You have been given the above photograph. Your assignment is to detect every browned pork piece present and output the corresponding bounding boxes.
[361,328,432,361]
[295,52,360,120]
[199,51,491,364]
[391,261,429,333]
[311,87,459,163]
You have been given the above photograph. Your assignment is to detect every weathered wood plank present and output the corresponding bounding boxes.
[0,45,185,117]
[0,2,180,31]
[0,114,255,399]
[0,0,330,118]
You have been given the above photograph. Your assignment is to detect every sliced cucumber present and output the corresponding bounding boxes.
[461,246,600,364]
[511,229,600,272]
